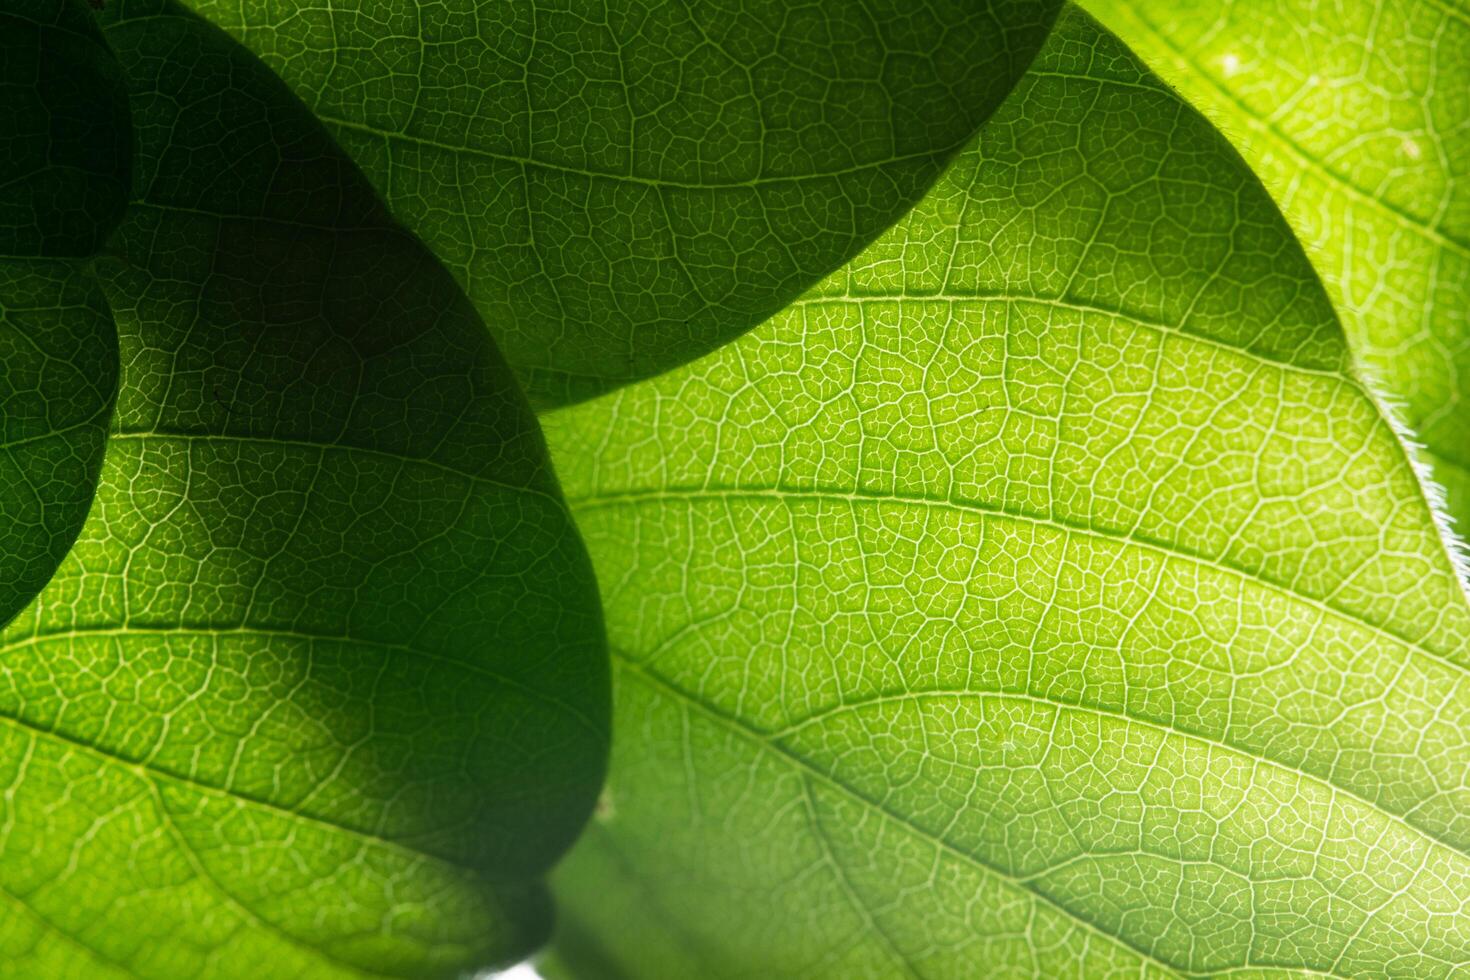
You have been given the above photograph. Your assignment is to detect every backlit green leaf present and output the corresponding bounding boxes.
[0,264,119,629]
[542,8,1470,977]
[1081,0,1470,563]
[0,2,607,976]
[0,0,126,626]
[185,0,1060,407]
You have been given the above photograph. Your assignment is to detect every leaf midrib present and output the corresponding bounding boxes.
[106,430,559,505]
[0,417,108,454]
[611,655,1188,978]
[0,712,448,980]
[569,483,1451,668]
[0,693,476,876]
[787,291,1351,378]
[315,114,952,192]
[613,653,1426,980]
[775,687,1469,866]
[0,623,602,739]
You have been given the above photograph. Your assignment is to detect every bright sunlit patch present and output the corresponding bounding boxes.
[482,965,545,980]
[1402,137,1422,159]
[1220,52,1241,76]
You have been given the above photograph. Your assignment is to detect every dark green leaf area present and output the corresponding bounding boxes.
[1,0,131,256]
[0,262,118,626]
[0,3,609,977]
[187,0,1063,407]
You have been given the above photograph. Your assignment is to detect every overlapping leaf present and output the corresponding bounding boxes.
[0,0,126,626]
[186,0,1061,407]
[541,8,1470,977]
[1083,0,1470,559]
[0,2,606,976]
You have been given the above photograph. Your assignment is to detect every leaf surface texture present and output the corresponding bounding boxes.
[0,0,126,626]
[543,9,1470,977]
[1082,0,1470,562]
[185,0,1061,406]
[0,2,608,976]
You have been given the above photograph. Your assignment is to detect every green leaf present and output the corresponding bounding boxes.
[0,1,607,976]
[1080,0,1470,562]
[1,0,131,257]
[184,0,1061,407]
[0,265,119,628]
[0,0,126,626]
[542,8,1470,977]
